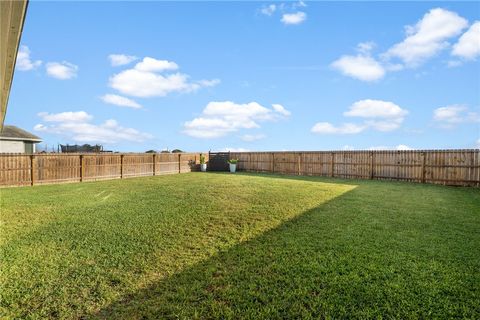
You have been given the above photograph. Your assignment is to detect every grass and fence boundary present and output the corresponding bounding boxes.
[0,152,208,187]
[230,149,480,187]
[0,149,479,187]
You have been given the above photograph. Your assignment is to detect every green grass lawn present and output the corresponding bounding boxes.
[1,173,479,319]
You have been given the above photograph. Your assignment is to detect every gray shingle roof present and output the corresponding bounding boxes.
[0,125,42,141]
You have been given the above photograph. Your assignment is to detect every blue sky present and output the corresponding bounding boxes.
[7,1,480,152]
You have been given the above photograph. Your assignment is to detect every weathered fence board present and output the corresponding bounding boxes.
[0,152,208,187]
[230,150,480,187]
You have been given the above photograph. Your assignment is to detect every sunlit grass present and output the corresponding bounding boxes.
[1,173,479,319]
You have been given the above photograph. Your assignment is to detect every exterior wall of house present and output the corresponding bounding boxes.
[0,140,25,153]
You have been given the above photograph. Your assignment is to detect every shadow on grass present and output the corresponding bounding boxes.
[90,177,479,319]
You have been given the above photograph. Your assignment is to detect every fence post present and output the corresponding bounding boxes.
[30,155,35,186]
[298,153,302,176]
[152,154,156,176]
[330,152,335,177]
[370,151,374,180]
[272,152,275,173]
[120,154,124,179]
[421,152,426,183]
[79,155,84,182]
[178,154,181,173]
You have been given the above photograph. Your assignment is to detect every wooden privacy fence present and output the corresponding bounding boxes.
[0,153,208,187]
[229,150,480,187]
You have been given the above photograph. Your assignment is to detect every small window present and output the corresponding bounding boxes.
[24,143,34,154]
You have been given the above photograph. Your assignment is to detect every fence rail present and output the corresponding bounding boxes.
[0,153,208,187]
[229,150,480,187]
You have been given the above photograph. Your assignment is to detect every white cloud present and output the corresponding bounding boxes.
[183,101,290,139]
[272,104,291,116]
[311,122,366,134]
[476,138,480,148]
[433,105,480,127]
[261,4,276,16]
[342,145,355,151]
[109,57,218,98]
[369,145,413,151]
[281,12,306,25]
[343,144,413,150]
[452,21,480,60]
[396,144,414,150]
[101,94,142,109]
[331,42,387,82]
[37,111,92,122]
[385,8,468,67]
[46,61,78,79]
[241,134,266,142]
[332,9,475,82]
[344,99,408,119]
[312,99,408,135]
[34,111,152,144]
[357,42,375,54]
[344,99,408,132]
[196,79,221,87]
[16,45,42,71]
[108,54,138,66]
[183,117,235,139]
[134,57,179,72]
[331,54,385,82]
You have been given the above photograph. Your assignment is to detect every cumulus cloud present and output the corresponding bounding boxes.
[344,99,408,132]
[46,61,78,79]
[311,122,366,134]
[34,111,152,143]
[281,12,306,25]
[108,54,138,66]
[133,57,179,72]
[16,45,42,71]
[272,104,291,116]
[331,54,385,82]
[433,105,480,128]
[109,57,218,98]
[452,21,480,60]
[384,8,468,67]
[312,99,408,134]
[183,101,290,139]
[332,9,475,81]
[101,94,142,109]
[344,99,408,119]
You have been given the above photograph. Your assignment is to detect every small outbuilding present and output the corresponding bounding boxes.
[0,125,42,153]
